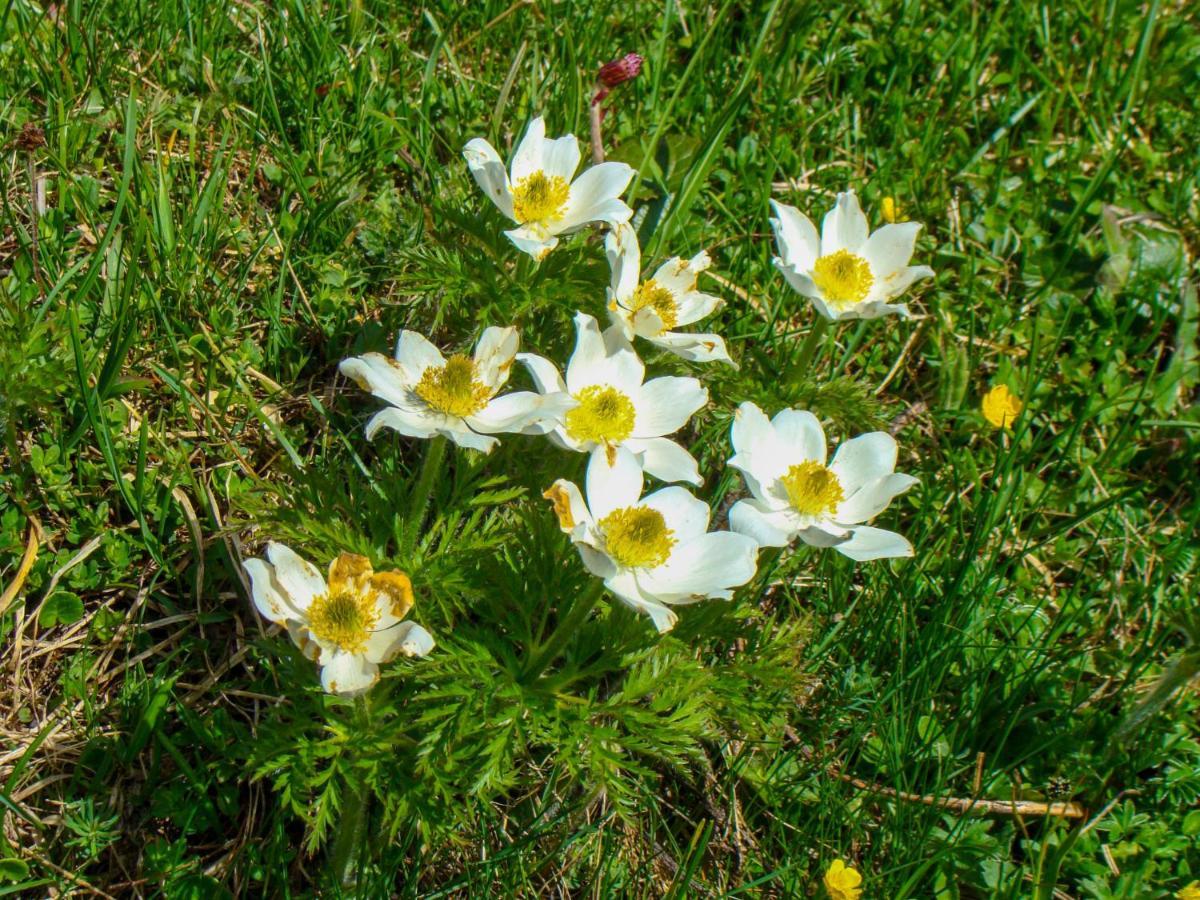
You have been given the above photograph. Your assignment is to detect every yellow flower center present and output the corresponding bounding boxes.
[511,170,570,225]
[628,279,679,331]
[812,249,873,307]
[563,385,636,445]
[780,461,844,517]
[307,590,379,654]
[414,354,491,418]
[599,506,675,569]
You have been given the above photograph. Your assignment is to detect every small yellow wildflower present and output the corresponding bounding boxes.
[824,859,863,900]
[881,195,898,223]
[1177,881,1200,900]
[982,385,1022,430]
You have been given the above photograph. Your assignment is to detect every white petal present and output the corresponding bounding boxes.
[770,200,820,271]
[244,558,298,624]
[729,500,795,548]
[504,227,558,260]
[672,291,721,327]
[863,222,921,279]
[565,312,608,391]
[632,376,707,437]
[640,532,759,599]
[604,570,678,632]
[320,651,379,695]
[365,620,436,663]
[639,485,710,541]
[820,190,868,255]
[605,223,641,302]
[771,408,827,466]
[516,352,567,395]
[265,542,326,613]
[544,478,593,534]
[286,621,321,660]
[442,422,499,453]
[394,331,446,382]
[775,260,821,298]
[649,251,710,297]
[836,473,919,524]
[868,265,934,304]
[541,133,581,182]
[796,522,851,548]
[834,525,914,561]
[730,401,771,455]
[466,392,546,433]
[586,446,644,519]
[627,437,702,486]
[463,137,514,220]
[566,313,645,395]
[510,116,545,183]
[364,406,444,442]
[473,325,520,391]
[558,162,634,231]
[648,331,735,366]
[853,298,913,319]
[339,353,414,409]
[829,432,898,493]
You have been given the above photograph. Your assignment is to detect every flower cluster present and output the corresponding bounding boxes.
[246,115,934,695]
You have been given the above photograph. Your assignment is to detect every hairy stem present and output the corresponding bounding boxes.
[328,695,373,887]
[785,315,831,385]
[589,94,606,164]
[523,580,606,681]
[406,435,447,550]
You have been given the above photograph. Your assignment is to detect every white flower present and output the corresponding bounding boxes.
[727,402,918,560]
[770,190,934,321]
[544,447,759,632]
[604,224,734,366]
[517,312,708,485]
[463,116,634,260]
[244,543,434,695]
[340,326,572,453]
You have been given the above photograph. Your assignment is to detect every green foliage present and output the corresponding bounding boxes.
[0,0,1197,895]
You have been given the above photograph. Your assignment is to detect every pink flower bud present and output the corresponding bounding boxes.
[597,53,644,88]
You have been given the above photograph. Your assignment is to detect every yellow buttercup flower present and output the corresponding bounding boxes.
[824,859,863,900]
[1177,882,1200,900]
[881,196,898,224]
[982,385,1022,429]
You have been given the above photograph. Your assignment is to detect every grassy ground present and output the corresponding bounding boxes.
[2,0,1199,895]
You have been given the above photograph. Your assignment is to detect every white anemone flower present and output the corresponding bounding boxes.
[244,543,434,695]
[771,190,934,321]
[604,224,734,366]
[545,447,759,633]
[340,326,572,453]
[517,312,708,485]
[727,402,918,560]
[463,116,634,260]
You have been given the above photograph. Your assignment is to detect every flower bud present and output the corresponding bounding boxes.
[597,53,644,88]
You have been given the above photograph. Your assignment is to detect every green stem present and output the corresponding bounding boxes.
[522,580,606,681]
[405,435,447,549]
[328,696,373,888]
[784,315,831,386]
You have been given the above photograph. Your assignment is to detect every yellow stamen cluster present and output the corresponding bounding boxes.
[812,249,874,308]
[414,355,491,418]
[599,506,675,569]
[563,385,636,445]
[307,589,380,654]
[780,461,844,517]
[512,170,570,225]
[629,279,679,331]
